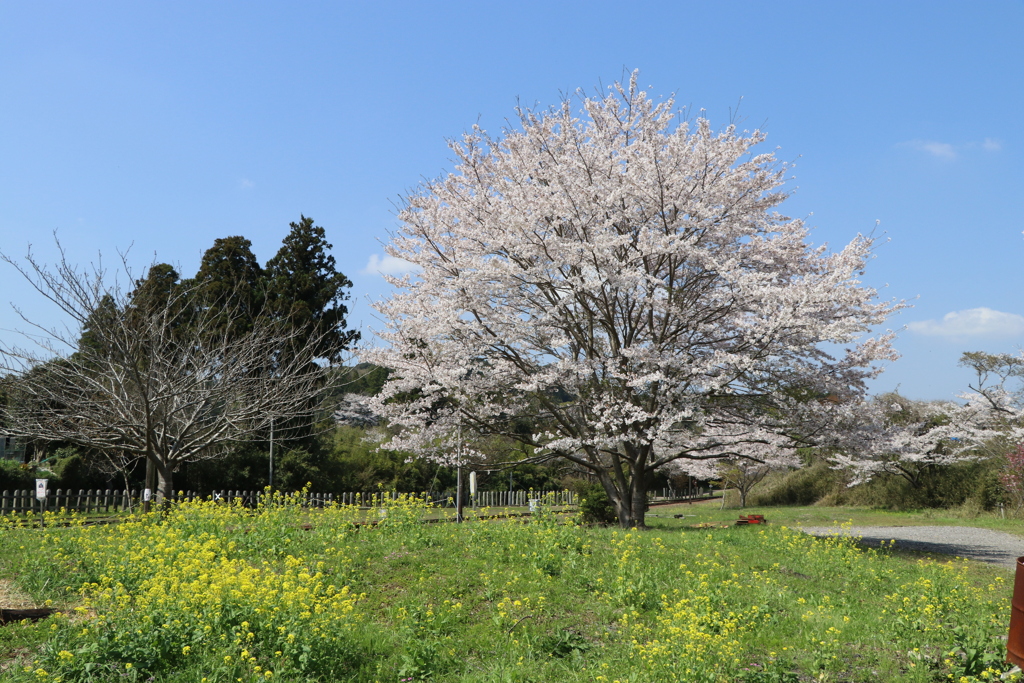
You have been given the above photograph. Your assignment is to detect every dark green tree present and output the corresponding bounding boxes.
[76,294,119,363]
[131,263,181,308]
[126,264,194,346]
[265,216,359,364]
[189,236,265,337]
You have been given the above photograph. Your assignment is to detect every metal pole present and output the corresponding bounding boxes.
[456,422,463,522]
[269,417,275,489]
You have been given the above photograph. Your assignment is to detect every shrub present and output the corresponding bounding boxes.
[50,448,110,491]
[751,453,1006,512]
[843,458,1004,511]
[0,457,34,490]
[569,480,617,525]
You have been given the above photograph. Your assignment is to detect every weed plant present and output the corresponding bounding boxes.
[0,492,1016,682]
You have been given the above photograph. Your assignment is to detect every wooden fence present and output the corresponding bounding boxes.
[0,488,577,516]
[648,486,714,502]
[0,486,718,517]
[1,488,139,515]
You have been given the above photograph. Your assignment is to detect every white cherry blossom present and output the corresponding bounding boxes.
[366,73,902,527]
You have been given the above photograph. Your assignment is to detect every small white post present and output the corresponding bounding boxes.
[35,478,48,527]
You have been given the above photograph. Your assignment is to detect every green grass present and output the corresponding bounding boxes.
[0,503,567,529]
[650,497,1024,538]
[0,621,49,680]
[0,496,1018,682]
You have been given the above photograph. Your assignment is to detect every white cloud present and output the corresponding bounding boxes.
[899,138,1003,159]
[902,139,957,160]
[362,253,420,276]
[239,178,255,189]
[907,307,1024,338]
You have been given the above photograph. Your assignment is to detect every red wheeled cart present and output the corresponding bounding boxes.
[735,514,766,525]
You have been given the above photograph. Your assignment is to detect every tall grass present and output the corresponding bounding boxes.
[0,493,1016,682]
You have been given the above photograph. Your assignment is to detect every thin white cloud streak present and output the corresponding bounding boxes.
[902,139,957,160]
[907,307,1024,338]
[899,138,1003,159]
[362,253,420,276]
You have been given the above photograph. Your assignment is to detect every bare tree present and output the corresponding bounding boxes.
[0,242,340,504]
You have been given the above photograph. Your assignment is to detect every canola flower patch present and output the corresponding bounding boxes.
[0,496,1016,682]
[7,496,369,682]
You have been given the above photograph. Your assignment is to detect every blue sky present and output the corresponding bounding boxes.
[1,1,1022,401]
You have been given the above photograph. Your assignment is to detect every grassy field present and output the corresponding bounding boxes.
[0,495,1018,682]
[648,498,1024,538]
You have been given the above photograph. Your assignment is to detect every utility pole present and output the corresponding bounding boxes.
[456,421,464,522]
[268,417,275,489]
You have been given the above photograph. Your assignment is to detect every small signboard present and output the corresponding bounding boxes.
[143,488,152,502]
[35,479,48,500]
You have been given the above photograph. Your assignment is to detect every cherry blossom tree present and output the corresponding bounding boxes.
[672,431,801,508]
[959,351,1024,443]
[828,395,989,488]
[830,354,1024,491]
[366,74,902,528]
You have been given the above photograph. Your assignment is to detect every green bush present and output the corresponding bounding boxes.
[841,473,922,509]
[49,447,110,491]
[182,442,273,492]
[751,453,1007,512]
[568,480,617,525]
[0,458,34,490]
[842,457,1005,511]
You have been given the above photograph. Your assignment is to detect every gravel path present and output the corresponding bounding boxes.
[799,525,1024,571]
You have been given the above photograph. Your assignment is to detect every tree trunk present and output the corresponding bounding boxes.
[598,466,649,529]
[155,458,174,504]
[629,481,648,528]
[145,453,175,506]
[143,456,156,513]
